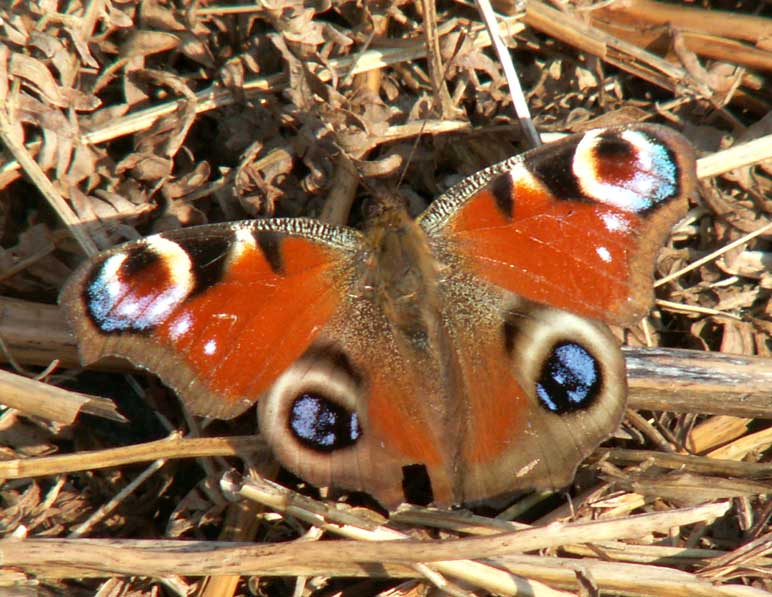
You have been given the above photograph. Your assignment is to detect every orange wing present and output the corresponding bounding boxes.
[420,124,696,326]
[60,220,362,419]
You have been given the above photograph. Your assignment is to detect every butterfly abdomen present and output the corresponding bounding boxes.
[365,205,447,349]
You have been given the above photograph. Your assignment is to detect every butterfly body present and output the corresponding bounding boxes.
[61,124,696,508]
[360,202,444,343]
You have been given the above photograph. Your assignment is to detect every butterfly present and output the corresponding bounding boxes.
[60,123,696,508]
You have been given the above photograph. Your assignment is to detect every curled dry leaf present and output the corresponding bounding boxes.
[236,147,294,216]
[117,152,173,182]
[263,0,329,47]
[92,189,157,225]
[178,31,216,69]
[10,53,99,111]
[119,30,181,60]
[27,32,72,76]
[163,162,212,201]
[63,27,100,70]
[13,95,76,173]
[104,2,134,29]
[718,251,772,286]
[138,0,188,32]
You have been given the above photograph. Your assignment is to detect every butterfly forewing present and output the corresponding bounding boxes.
[421,124,696,326]
[60,220,363,419]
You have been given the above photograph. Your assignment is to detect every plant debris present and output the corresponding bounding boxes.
[0,1,771,595]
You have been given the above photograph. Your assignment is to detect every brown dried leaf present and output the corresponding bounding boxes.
[138,0,187,32]
[119,30,181,60]
[163,162,211,201]
[9,53,99,111]
[717,250,772,283]
[27,32,71,77]
[66,186,114,250]
[116,152,173,182]
[65,144,101,188]
[271,34,328,110]
[166,478,228,538]
[13,95,75,173]
[178,31,215,68]
[154,199,206,231]
[0,411,57,458]
[0,224,71,293]
[10,53,69,107]
[236,148,294,216]
[720,321,757,355]
[70,34,100,70]
[105,2,135,29]
[263,0,328,47]
[91,189,157,224]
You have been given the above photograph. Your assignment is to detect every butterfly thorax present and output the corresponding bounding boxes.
[364,203,444,347]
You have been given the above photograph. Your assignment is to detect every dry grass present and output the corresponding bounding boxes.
[0,0,771,596]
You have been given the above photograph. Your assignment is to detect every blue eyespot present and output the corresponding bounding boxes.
[536,342,601,413]
[289,394,361,451]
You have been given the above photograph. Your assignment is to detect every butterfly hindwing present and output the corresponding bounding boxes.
[406,124,696,502]
[432,271,627,502]
[257,310,456,506]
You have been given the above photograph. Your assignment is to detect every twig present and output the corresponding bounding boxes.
[0,436,265,479]
[0,367,124,424]
[0,496,731,576]
[697,132,772,179]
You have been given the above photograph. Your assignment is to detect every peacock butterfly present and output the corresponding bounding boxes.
[60,123,696,508]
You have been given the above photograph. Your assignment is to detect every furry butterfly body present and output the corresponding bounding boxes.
[60,124,696,508]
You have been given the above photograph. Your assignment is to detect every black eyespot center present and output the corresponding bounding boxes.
[594,135,633,160]
[536,341,602,414]
[289,393,361,452]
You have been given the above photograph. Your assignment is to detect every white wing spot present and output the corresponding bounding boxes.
[601,212,629,233]
[596,246,612,263]
[169,312,193,340]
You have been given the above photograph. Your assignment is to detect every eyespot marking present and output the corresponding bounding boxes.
[536,342,602,414]
[573,129,679,213]
[84,236,193,333]
[289,393,362,452]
